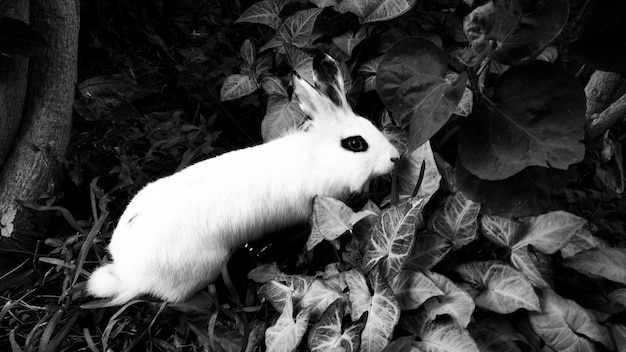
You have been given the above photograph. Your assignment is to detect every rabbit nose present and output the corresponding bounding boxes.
[390,157,399,163]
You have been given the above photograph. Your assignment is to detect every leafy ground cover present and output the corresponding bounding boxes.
[2,0,626,351]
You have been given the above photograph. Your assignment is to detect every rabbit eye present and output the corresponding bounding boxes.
[341,136,369,152]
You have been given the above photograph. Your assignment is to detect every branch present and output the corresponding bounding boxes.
[585,70,624,117]
[590,90,626,137]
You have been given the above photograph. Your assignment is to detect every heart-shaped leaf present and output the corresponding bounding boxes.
[364,0,417,23]
[300,279,347,321]
[560,227,607,259]
[390,269,443,310]
[363,270,401,352]
[307,196,376,251]
[285,45,314,84]
[394,141,442,203]
[363,197,427,281]
[412,319,480,352]
[308,299,365,352]
[265,295,311,352]
[220,74,258,102]
[456,261,540,313]
[423,271,475,328]
[332,27,368,57]
[563,247,626,285]
[428,192,480,250]
[235,0,286,29]
[259,276,314,313]
[335,0,380,18]
[261,8,323,51]
[529,289,615,351]
[458,61,585,180]
[377,38,467,152]
[510,247,550,289]
[248,263,285,283]
[261,75,288,97]
[403,232,451,270]
[261,95,306,142]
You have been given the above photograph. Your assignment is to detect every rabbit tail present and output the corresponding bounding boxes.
[87,264,140,305]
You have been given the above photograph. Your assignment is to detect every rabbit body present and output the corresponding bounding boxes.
[87,54,400,304]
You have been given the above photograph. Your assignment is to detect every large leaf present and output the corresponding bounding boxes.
[458,61,585,181]
[412,319,479,352]
[300,279,347,321]
[363,197,426,281]
[560,228,607,259]
[235,0,286,29]
[258,276,314,313]
[285,45,314,84]
[364,0,417,23]
[456,163,567,218]
[403,232,451,270]
[261,8,323,51]
[265,295,310,352]
[345,269,400,352]
[261,95,306,142]
[376,37,467,152]
[422,271,475,328]
[390,269,443,310]
[492,0,569,65]
[307,196,375,251]
[456,261,540,314]
[428,192,480,250]
[563,247,626,285]
[529,289,614,351]
[481,211,585,254]
[335,0,380,18]
[220,74,258,102]
[308,299,365,352]
[332,27,368,57]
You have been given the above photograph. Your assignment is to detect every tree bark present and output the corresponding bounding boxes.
[0,2,29,166]
[0,0,79,271]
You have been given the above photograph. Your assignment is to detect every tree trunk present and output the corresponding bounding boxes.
[0,0,79,272]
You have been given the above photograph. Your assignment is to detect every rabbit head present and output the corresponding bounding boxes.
[292,53,400,193]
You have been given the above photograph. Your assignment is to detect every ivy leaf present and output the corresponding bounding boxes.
[332,27,368,57]
[308,299,365,352]
[377,37,467,152]
[300,279,347,321]
[235,0,286,29]
[240,39,256,69]
[285,45,314,84]
[307,196,376,251]
[258,276,314,313]
[261,75,288,97]
[456,261,540,314]
[261,8,323,51]
[517,211,586,253]
[0,17,45,57]
[560,227,607,259]
[220,74,258,102]
[261,95,306,142]
[458,61,585,181]
[492,0,569,65]
[563,247,626,285]
[422,271,475,328]
[265,295,311,352]
[428,192,480,250]
[390,269,443,310]
[480,215,523,248]
[413,319,480,352]
[345,269,400,352]
[335,0,380,19]
[510,247,550,289]
[363,197,427,281]
[403,232,451,270]
[364,0,417,23]
[529,289,615,351]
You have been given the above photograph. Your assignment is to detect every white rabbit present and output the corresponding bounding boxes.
[87,53,400,304]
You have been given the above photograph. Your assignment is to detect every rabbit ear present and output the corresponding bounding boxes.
[292,72,329,118]
[313,53,348,109]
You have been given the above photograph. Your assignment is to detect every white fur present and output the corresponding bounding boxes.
[87,56,400,304]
